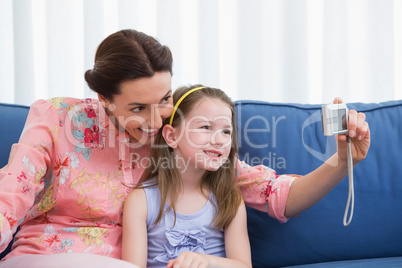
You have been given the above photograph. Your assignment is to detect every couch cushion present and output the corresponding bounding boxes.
[283,256,402,267]
[235,100,402,267]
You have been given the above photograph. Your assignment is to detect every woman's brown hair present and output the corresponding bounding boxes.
[138,85,242,230]
[85,29,173,100]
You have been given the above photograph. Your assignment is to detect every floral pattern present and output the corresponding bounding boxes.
[77,227,108,246]
[2,212,17,230]
[0,213,3,230]
[37,185,56,213]
[0,98,132,259]
[0,97,294,260]
[236,160,295,222]
[54,154,70,185]
[69,99,107,161]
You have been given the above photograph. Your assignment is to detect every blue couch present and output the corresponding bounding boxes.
[1,100,402,267]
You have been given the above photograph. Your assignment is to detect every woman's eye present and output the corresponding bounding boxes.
[131,106,144,113]
[161,95,171,104]
[201,125,211,130]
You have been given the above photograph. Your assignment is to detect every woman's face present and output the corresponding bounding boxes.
[101,71,173,146]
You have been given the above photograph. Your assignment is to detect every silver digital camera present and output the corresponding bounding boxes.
[321,103,349,136]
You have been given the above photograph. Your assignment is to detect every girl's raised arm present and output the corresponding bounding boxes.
[122,188,148,268]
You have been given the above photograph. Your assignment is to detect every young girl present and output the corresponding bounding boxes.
[122,85,251,268]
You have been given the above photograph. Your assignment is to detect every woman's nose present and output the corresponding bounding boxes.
[148,105,163,129]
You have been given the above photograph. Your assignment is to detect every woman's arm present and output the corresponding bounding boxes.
[285,98,370,218]
[122,188,148,268]
[0,100,57,252]
[235,161,296,223]
[166,202,252,268]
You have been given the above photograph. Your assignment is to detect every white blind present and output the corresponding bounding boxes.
[0,0,401,106]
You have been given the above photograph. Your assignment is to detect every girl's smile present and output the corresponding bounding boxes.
[171,97,233,174]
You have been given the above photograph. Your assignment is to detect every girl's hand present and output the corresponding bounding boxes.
[166,252,210,268]
[333,98,371,166]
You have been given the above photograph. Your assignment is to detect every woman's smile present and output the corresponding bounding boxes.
[101,71,173,145]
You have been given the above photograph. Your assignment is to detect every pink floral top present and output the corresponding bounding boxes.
[0,97,296,260]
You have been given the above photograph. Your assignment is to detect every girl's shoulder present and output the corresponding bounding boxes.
[140,178,159,200]
[141,178,158,188]
[125,179,159,223]
[126,187,146,204]
[127,178,158,202]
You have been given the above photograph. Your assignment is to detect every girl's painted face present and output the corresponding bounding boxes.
[102,71,173,146]
[173,98,233,173]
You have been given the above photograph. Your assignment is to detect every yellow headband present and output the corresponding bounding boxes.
[169,86,206,125]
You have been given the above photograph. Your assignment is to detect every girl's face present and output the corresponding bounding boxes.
[101,71,173,146]
[173,98,233,174]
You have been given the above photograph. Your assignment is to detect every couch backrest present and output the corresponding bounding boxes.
[235,100,402,267]
[0,103,30,168]
[0,102,30,260]
[2,101,402,265]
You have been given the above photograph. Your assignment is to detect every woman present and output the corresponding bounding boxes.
[0,29,370,267]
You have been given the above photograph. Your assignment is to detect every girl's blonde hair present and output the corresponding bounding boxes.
[137,85,242,230]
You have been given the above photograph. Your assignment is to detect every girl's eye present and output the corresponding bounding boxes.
[223,129,232,135]
[161,95,171,104]
[201,125,211,130]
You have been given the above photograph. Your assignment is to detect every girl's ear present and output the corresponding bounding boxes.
[162,124,178,149]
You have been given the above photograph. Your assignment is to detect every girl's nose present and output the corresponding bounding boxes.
[211,131,229,147]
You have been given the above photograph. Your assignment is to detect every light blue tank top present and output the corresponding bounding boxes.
[144,180,225,268]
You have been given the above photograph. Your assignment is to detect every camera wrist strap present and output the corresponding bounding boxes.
[343,135,354,226]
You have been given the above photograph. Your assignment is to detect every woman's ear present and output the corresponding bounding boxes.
[98,94,116,111]
[162,124,178,149]
[98,94,109,106]
[98,93,111,108]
